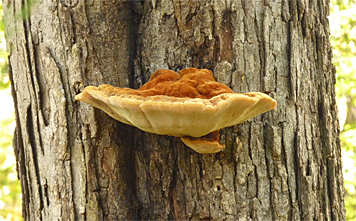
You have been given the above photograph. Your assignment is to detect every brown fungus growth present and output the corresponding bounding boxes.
[75,68,276,153]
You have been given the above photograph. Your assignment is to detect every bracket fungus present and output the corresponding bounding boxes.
[75,68,276,153]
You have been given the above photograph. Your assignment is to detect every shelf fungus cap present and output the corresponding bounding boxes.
[180,130,225,153]
[75,68,276,153]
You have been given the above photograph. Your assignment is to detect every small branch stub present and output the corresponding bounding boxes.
[75,68,276,153]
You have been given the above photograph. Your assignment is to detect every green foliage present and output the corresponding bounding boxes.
[0,78,22,220]
[0,112,22,221]
[0,0,22,220]
[330,0,356,220]
[0,0,9,90]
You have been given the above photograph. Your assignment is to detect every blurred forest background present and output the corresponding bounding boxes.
[0,0,355,220]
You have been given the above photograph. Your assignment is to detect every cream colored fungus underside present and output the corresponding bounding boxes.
[75,86,276,138]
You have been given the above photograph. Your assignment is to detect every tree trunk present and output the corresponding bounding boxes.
[4,0,345,220]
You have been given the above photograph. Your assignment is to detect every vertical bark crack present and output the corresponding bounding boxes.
[26,105,44,218]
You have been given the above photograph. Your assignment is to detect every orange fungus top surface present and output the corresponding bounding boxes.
[98,68,234,99]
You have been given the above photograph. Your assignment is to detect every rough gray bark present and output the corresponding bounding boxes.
[4,0,345,220]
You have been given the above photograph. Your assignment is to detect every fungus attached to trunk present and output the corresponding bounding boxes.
[75,68,276,153]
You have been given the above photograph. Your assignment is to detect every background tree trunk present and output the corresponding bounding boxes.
[4,0,345,220]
